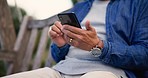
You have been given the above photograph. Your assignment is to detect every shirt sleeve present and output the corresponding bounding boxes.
[51,43,70,63]
[99,0,148,70]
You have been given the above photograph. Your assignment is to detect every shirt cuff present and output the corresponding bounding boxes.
[52,43,70,54]
[99,40,110,59]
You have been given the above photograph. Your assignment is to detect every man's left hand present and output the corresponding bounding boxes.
[62,21,103,51]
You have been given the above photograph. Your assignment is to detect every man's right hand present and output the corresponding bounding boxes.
[48,21,66,47]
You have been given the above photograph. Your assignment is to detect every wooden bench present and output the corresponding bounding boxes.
[0,15,59,75]
[0,0,72,75]
[0,7,70,76]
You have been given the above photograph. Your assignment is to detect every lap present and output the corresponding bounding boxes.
[2,68,123,78]
[80,71,119,78]
[2,67,61,78]
[61,71,119,78]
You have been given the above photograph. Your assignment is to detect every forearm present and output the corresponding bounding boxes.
[51,43,70,63]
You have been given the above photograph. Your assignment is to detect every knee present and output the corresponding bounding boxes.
[80,71,118,78]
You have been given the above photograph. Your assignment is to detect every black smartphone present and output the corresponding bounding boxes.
[57,13,81,28]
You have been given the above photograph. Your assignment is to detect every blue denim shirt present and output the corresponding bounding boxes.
[51,0,148,78]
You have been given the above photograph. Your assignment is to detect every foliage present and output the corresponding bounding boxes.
[0,61,6,76]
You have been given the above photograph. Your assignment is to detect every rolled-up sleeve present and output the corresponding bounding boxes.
[51,43,70,63]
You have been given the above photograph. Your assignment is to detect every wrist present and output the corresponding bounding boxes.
[93,38,104,49]
[58,44,70,49]
[98,40,104,49]
[90,39,104,57]
[55,42,66,48]
[57,43,66,48]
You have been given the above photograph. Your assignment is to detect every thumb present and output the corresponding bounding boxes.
[85,20,95,31]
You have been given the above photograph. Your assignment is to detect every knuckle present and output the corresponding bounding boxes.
[54,21,59,25]
[78,36,85,41]
[65,31,71,35]
[81,32,86,35]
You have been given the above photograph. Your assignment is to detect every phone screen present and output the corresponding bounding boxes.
[58,13,81,28]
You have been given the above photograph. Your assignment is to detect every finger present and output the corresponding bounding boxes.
[85,20,95,31]
[52,25,63,35]
[62,25,83,35]
[49,30,59,39]
[48,26,52,37]
[64,35,78,47]
[54,21,63,30]
[62,28,80,40]
[64,34,72,44]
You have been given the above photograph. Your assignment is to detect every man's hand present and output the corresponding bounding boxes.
[62,21,103,51]
[48,21,66,47]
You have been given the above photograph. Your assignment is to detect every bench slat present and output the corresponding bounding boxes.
[21,28,38,71]
[0,50,15,62]
[33,26,49,69]
[28,15,58,29]
[13,16,30,52]
[11,16,31,73]
[28,9,70,29]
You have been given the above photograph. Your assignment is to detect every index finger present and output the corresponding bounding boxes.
[62,25,84,35]
[54,21,63,30]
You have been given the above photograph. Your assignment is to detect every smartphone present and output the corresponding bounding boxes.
[57,13,81,28]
